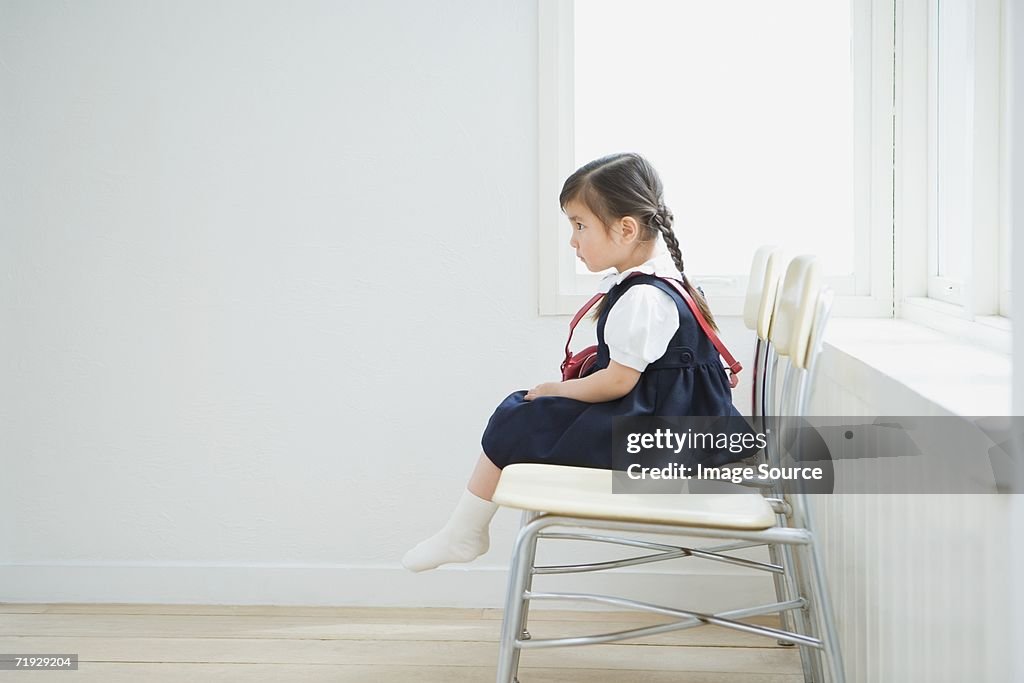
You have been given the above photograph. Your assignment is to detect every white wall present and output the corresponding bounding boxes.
[1010,2,1024,682]
[0,0,765,608]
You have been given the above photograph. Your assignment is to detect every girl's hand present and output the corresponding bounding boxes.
[524,382,561,401]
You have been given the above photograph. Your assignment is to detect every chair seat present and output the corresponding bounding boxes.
[492,463,777,531]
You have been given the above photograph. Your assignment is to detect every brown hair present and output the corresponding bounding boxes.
[559,152,718,331]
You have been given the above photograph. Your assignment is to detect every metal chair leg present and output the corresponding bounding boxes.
[787,536,827,681]
[496,516,542,683]
[797,527,846,681]
[775,540,819,681]
[767,542,796,647]
[509,511,539,682]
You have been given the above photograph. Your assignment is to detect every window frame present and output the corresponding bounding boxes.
[896,0,1010,351]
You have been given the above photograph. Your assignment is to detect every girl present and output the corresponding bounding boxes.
[402,152,749,573]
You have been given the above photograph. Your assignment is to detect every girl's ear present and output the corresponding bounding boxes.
[618,216,640,243]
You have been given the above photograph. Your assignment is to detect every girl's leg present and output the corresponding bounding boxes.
[401,451,501,572]
[468,451,502,501]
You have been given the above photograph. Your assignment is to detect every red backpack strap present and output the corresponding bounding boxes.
[562,292,604,375]
[658,276,743,384]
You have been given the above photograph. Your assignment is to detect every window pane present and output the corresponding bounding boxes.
[573,0,855,277]
[933,0,971,282]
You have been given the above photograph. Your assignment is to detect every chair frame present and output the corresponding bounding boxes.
[494,278,845,683]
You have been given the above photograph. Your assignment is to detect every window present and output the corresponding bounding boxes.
[540,0,1011,352]
[539,0,895,316]
[927,0,972,306]
[899,0,1010,348]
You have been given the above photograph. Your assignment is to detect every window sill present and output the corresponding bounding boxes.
[900,297,1011,354]
[818,318,1012,417]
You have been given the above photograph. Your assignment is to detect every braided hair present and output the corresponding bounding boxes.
[558,153,719,331]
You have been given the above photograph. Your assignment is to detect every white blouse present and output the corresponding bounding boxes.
[598,250,685,372]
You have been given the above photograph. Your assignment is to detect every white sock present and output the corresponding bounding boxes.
[401,489,499,572]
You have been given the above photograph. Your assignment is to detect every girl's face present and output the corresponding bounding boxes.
[564,198,642,273]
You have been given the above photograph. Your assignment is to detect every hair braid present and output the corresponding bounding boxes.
[652,206,719,333]
[651,206,684,273]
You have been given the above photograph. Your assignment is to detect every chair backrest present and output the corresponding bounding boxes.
[758,256,821,469]
[744,255,834,495]
[768,255,821,370]
[743,245,781,332]
[787,286,834,418]
[755,250,787,342]
[745,246,787,420]
[804,288,834,381]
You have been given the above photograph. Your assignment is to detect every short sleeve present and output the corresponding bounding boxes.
[604,284,680,372]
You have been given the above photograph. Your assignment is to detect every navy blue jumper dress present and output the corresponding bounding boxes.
[480,274,755,471]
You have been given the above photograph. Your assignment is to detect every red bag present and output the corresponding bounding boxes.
[560,344,600,381]
[560,273,741,388]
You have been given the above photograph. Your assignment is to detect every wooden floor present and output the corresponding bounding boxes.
[0,603,803,682]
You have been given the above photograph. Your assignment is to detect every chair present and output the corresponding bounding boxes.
[741,246,814,664]
[491,254,845,683]
[756,255,828,681]
[723,253,833,682]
